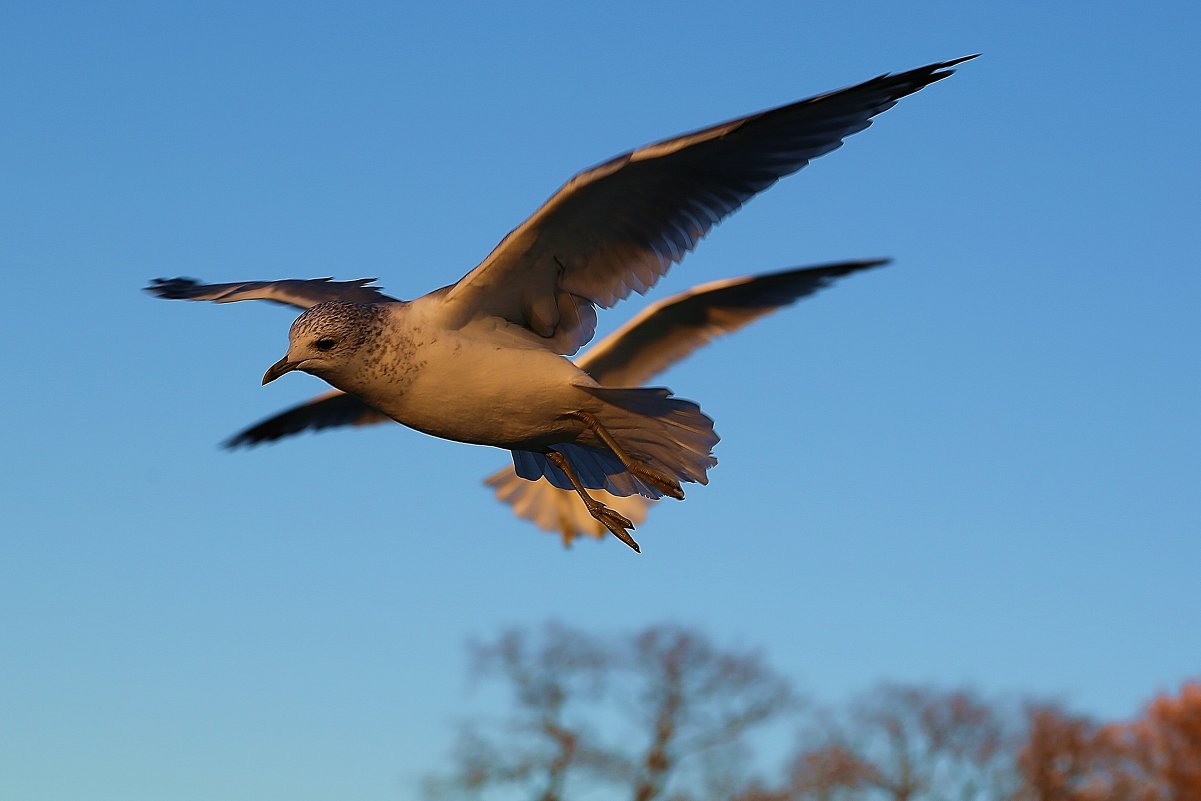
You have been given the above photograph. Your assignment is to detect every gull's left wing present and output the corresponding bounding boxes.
[145,277,399,309]
[578,259,887,388]
[224,390,392,449]
[440,56,973,354]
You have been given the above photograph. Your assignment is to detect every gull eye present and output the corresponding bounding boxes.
[315,337,337,352]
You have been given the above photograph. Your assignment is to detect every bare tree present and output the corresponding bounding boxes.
[622,626,797,801]
[423,623,1197,801]
[779,684,1021,801]
[426,622,796,801]
[425,623,611,801]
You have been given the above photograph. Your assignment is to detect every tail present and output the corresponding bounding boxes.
[583,386,719,488]
[510,386,718,499]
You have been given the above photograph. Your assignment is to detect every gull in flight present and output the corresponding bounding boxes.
[216,260,888,546]
[147,56,973,552]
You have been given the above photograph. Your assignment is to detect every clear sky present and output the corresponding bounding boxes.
[3,2,1198,799]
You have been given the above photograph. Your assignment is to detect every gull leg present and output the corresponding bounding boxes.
[544,449,641,553]
[571,411,684,500]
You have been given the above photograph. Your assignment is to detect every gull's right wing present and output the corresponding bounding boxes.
[144,277,399,310]
[439,57,973,355]
[486,259,889,545]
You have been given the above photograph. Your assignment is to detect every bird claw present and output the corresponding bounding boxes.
[589,504,640,553]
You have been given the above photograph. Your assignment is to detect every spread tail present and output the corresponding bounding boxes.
[510,386,718,499]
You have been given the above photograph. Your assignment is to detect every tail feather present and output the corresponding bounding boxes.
[510,385,718,504]
[582,385,719,487]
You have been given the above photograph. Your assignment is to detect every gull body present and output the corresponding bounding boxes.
[147,56,974,550]
[264,290,720,549]
[269,297,598,449]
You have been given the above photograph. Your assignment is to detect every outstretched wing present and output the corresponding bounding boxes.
[488,258,889,544]
[440,56,973,354]
[579,259,888,387]
[224,390,393,449]
[144,277,399,309]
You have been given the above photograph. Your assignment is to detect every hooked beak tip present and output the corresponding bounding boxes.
[262,356,297,386]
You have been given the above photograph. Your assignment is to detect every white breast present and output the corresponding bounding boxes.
[348,302,594,450]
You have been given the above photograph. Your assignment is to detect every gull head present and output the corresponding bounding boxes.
[262,301,384,385]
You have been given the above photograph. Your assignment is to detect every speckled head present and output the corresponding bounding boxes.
[262,301,387,385]
[289,301,385,346]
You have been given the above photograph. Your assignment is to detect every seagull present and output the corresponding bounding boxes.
[147,56,973,552]
[217,260,889,546]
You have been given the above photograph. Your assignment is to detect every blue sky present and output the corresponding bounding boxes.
[3,2,1199,799]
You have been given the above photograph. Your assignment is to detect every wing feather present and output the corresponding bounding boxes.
[145,277,398,309]
[579,259,888,386]
[224,391,392,448]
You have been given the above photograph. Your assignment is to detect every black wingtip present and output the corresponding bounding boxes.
[942,54,981,69]
[927,54,980,80]
[143,277,202,299]
[221,420,279,449]
[901,54,979,87]
[221,426,275,450]
[221,429,252,449]
[798,258,892,277]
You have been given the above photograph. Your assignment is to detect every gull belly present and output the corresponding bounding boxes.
[333,303,592,451]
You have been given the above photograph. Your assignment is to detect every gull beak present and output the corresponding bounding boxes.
[262,356,299,385]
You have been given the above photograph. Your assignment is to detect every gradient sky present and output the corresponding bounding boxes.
[3,2,1199,800]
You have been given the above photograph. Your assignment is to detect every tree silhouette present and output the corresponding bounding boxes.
[425,622,1197,801]
[775,684,1020,801]
[425,622,795,801]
